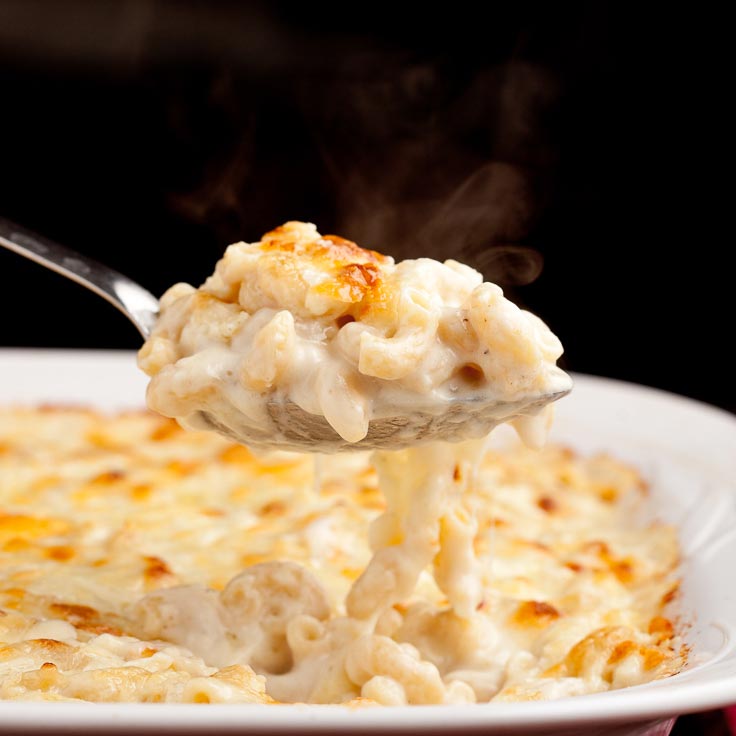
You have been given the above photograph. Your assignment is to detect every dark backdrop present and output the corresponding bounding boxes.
[0,1,731,414]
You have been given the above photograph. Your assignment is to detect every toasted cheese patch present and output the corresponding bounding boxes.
[0,407,683,704]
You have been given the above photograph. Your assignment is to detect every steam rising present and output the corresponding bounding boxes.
[167,46,560,288]
[313,59,559,286]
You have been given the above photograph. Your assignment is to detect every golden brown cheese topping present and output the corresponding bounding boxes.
[0,407,684,704]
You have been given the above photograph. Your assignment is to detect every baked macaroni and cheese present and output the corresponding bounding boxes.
[0,408,682,703]
[0,224,684,704]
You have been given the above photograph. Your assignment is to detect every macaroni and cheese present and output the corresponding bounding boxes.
[0,225,683,705]
[0,407,683,703]
[138,222,571,451]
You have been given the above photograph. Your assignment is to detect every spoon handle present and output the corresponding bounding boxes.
[0,217,159,338]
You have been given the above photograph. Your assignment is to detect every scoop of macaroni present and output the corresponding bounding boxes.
[138,222,571,451]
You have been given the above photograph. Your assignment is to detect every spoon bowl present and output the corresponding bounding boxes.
[192,388,570,454]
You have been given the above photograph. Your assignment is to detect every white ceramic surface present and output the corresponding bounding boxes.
[0,349,735,735]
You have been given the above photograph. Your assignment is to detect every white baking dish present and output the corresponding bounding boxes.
[0,349,734,735]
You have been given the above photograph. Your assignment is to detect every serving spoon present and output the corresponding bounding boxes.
[0,216,570,452]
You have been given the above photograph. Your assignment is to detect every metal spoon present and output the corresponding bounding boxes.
[0,217,571,452]
[0,217,159,338]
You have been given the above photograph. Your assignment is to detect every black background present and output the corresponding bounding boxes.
[0,1,732,415]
